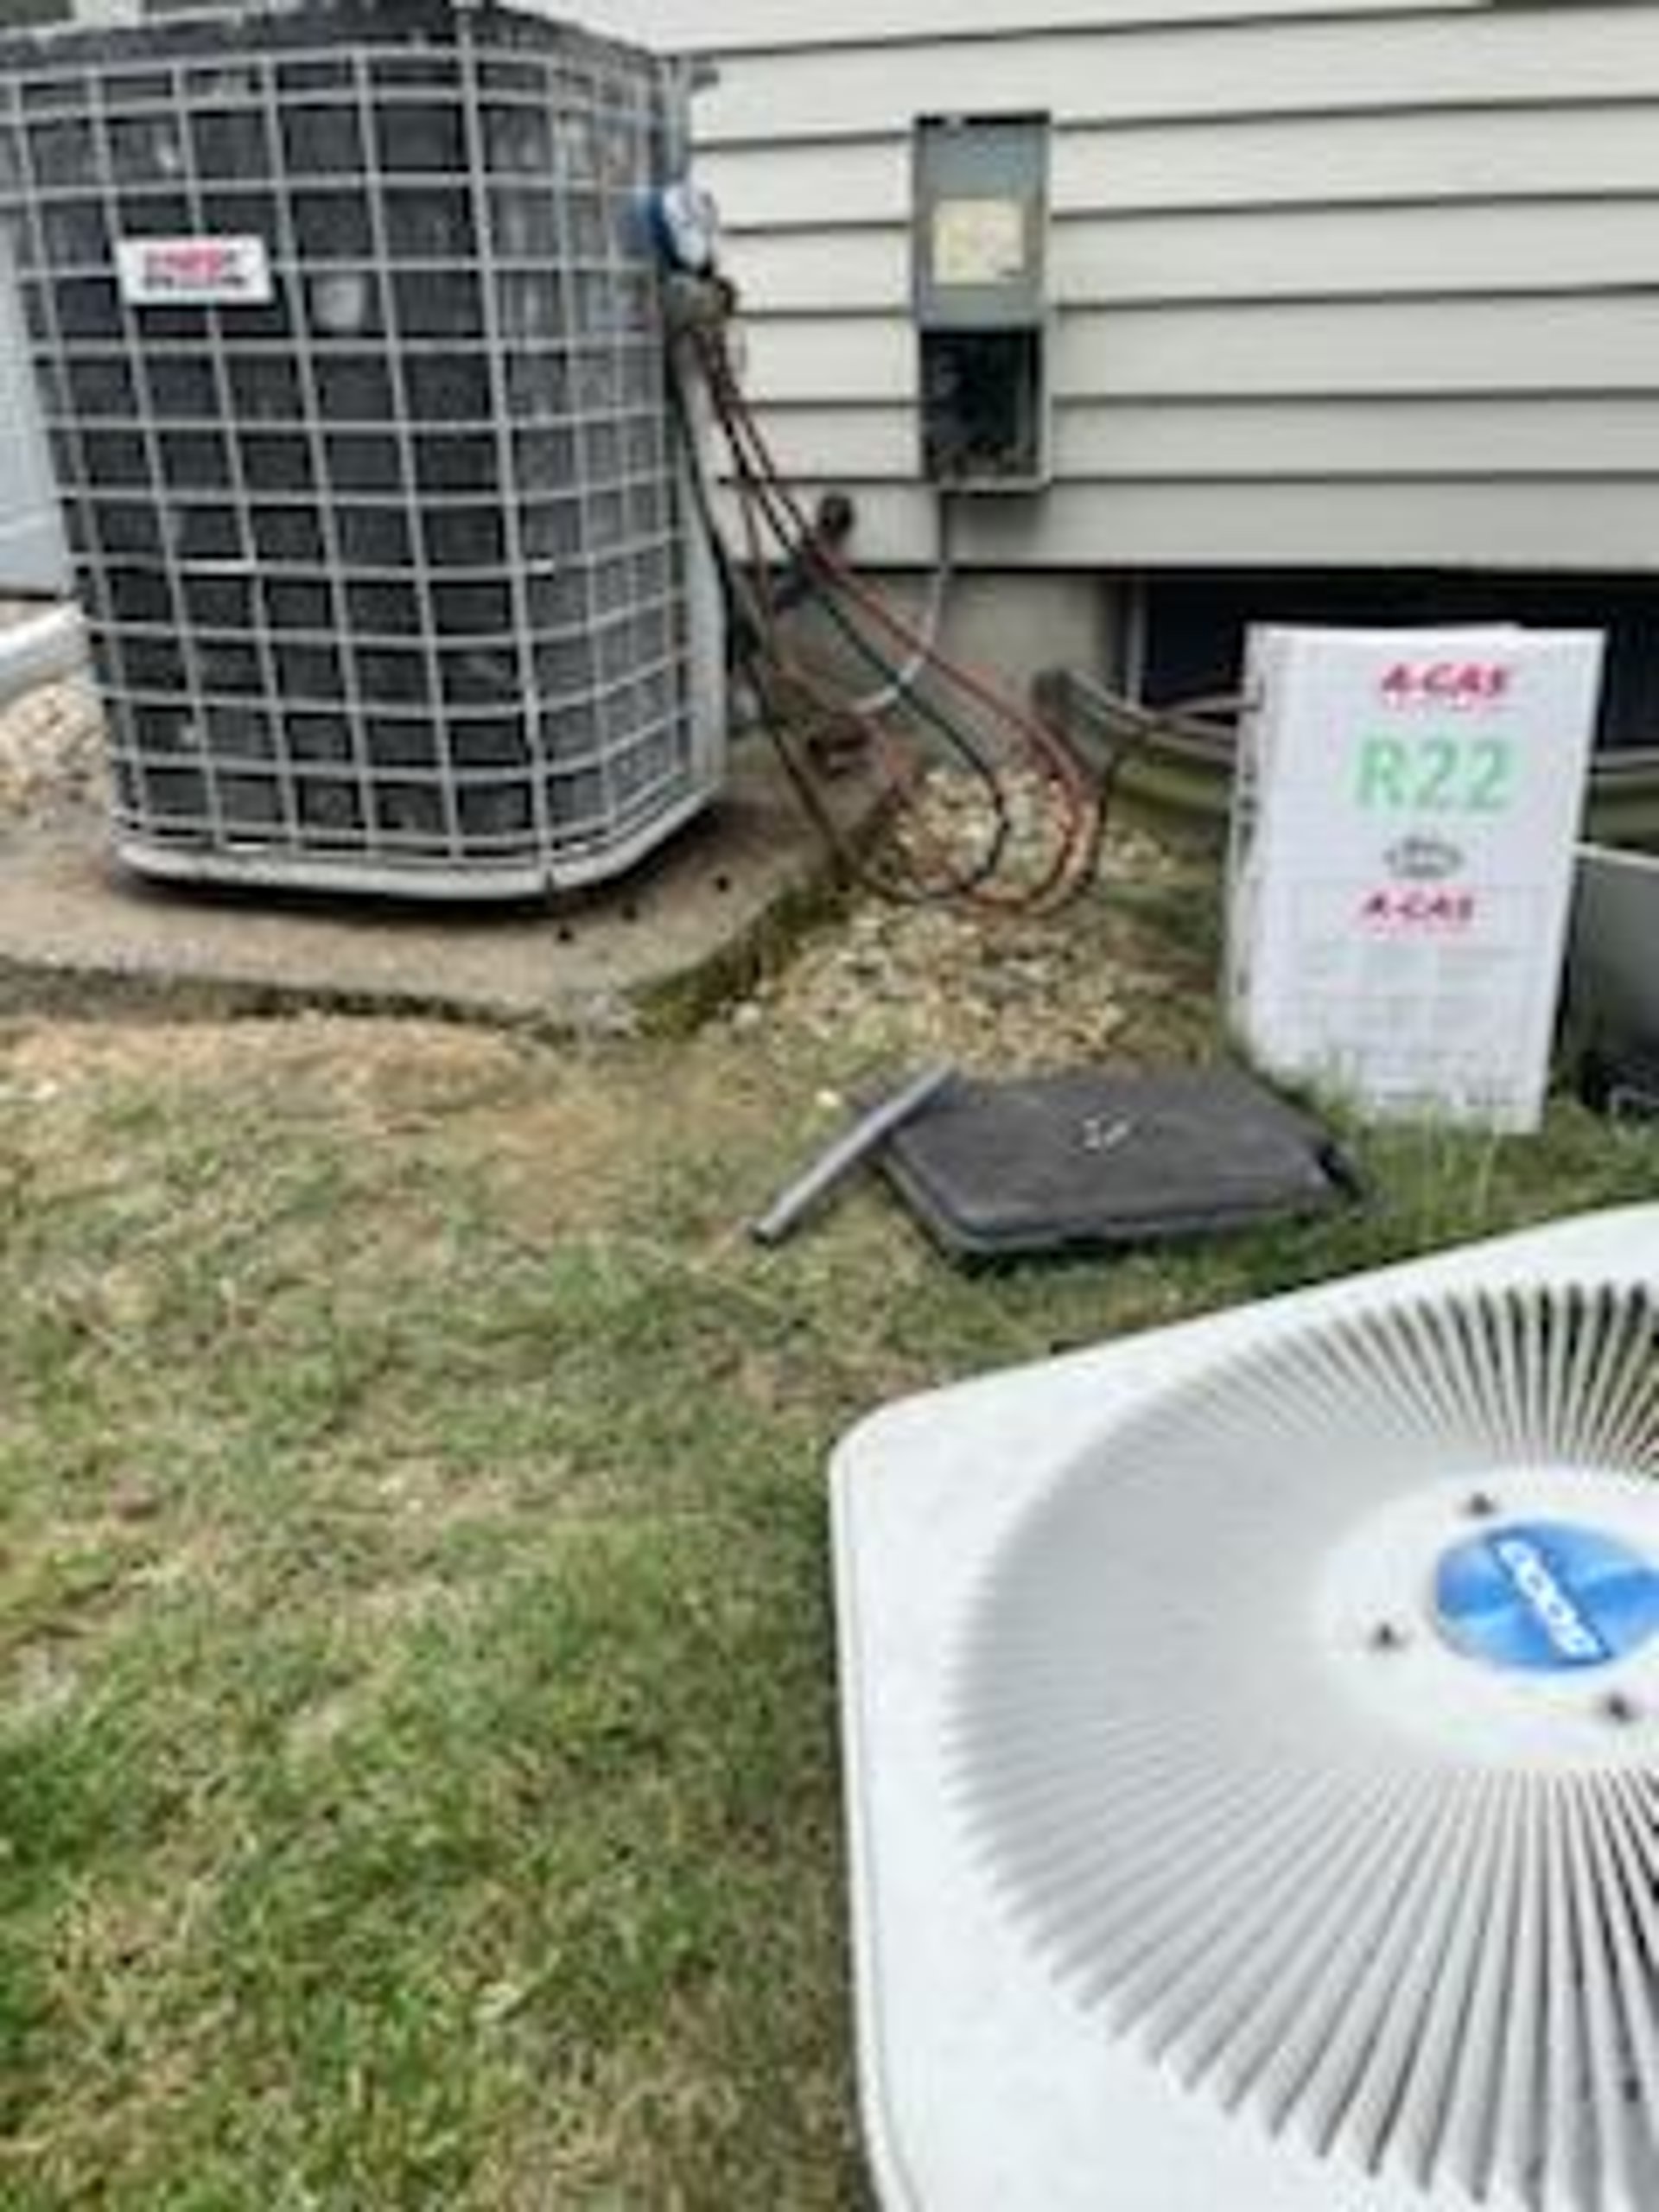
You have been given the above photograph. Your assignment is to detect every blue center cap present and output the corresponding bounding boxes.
[1434,1520,1659,1674]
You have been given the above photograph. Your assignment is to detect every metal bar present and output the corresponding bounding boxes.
[750,1064,956,1249]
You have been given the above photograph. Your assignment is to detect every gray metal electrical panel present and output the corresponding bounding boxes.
[912,112,1050,491]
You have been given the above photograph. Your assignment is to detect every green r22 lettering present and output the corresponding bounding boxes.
[1357,734,1516,815]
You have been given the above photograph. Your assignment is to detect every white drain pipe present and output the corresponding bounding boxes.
[0,606,86,712]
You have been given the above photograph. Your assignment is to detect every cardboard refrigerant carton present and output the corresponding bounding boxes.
[1226,626,1605,1133]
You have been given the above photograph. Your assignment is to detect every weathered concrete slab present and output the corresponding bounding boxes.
[0,749,875,1036]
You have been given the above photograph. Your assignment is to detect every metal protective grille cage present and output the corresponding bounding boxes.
[0,0,724,896]
[954,1283,1659,2211]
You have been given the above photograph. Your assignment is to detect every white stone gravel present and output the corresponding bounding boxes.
[0,670,108,823]
[752,766,1211,1075]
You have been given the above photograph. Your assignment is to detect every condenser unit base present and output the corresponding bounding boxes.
[113,787,715,905]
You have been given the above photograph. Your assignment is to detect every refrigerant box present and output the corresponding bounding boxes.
[1226,626,1605,1132]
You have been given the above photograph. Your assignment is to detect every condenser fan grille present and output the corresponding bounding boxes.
[954,1282,1659,2212]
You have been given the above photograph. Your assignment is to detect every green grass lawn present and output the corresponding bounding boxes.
[1,891,1656,2209]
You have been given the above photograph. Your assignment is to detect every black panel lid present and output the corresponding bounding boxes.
[880,1064,1352,1262]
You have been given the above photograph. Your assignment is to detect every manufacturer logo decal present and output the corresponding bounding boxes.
[1360,888,1477,931]
[1435,1520,1659,1674]
[1386,836,1465,883]
[116,236,272,308]
[1380,662,1514,711]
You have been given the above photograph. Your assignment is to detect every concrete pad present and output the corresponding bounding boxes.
[0,748,877,1035]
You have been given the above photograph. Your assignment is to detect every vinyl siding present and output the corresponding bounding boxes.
[0,227,65,594]
[580,0,1659,570]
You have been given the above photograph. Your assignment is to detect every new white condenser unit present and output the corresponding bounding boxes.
[835,1205,1659,2210]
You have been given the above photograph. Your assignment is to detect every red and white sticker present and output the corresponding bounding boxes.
[115,236,272,308]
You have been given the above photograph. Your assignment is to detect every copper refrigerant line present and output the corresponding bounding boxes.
[672,301,1123,916]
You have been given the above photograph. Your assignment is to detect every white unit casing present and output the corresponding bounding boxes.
[1226,626,1604,1131]
[833,1206,1659,2212]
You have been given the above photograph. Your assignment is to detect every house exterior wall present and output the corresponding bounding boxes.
[0,223,66,594]
[0,0,132,594]
[578,0,1659,577]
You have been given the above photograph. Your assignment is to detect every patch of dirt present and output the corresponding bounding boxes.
[366,1459,534,1535]
[8,1640,80,1726]
[450,1039,790,1230]
[284,1569,480,1758]
[0,1013,536,1128]
[0,1006,655,1244]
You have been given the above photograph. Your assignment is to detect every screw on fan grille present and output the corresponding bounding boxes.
[953,1284,1659,2212]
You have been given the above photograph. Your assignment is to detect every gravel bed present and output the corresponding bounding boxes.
[0,670,107,823]
[746,767,1214,1076]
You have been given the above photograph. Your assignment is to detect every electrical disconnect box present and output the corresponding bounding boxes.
[913,112,1050,492]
